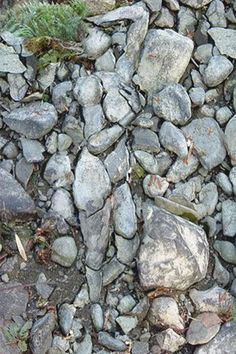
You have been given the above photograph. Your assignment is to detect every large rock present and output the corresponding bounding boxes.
[3,102,58,139]
[30,313,56,354]
[0,168,36,220]
[134,29,193,94]
[208,28,236,59]
[73,148,111,216]
[137,204,209,290]
[182,118,226,170]
[0,282,29,320]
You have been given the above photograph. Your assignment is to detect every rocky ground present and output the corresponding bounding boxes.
[0,0,236,353]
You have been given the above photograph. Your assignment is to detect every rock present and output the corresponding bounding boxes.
[74,284,90,308]
[117,295,136,314]
[83,105,106,139]
[3,102,58,139]
[231,279,236,297]
[155,7,174,28]
[153,84,191,126]
[216,106,232,125]
[83,28,111,59]
[203,56,233,87]
[194,44,213,63]
[91,303,104,331]
[102,257,126,286]
[36,273,54,300]
[208,28,236,59]
[56,133,72,152]
[194,321,236,354]
[104,138,129,183]
[189,285,235,314]
[86,267,103,303]
[166,155,199,183]
[148,297,184,331]
[189,87,205,106]
[138,204,209,290]
[132,341,149,354]
[186,312,221,345]
[182,118,226,170]
[213,256,230,288]
[179,0,213,9]
[20,138,45,163]
[144,0,162,11]
[80,199,112,270]
[132,128,160,153]
[159,122,188,158]
[116,315,138,334]
[113,183,137,239]
[229,167,236,194]
[30,312,56,354]
[88,125,124,155]
[134,29,193,94]
[103,88,132,123]
[74,76,103,106]
[206,0,226,27]
[73,148,111,216]
[95,48,116,71]
[50,189,74,222]
[225,116,236,165]
[0,168,36,220]
[0,282,29,320]
[215,172,233,195]
[43,153,73,189]
[154,328,186,353]
[143,175,169,198]
[51,237,77,267]
[7,73,28,101]
[98,332,127,351]
[0,44,26,73]
[195,182,218,218]
[222,200,236,237]
[74,334,92,354]
[52,81,73,113]
[214,240,236,265]
[58,303,76,336]
[116,233,140,265]
[37,63,57,90]
[62,115,84,146]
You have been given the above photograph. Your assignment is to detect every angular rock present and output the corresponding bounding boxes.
[0,282,29,320]
[134,29,193,94]
[73,76,103,106]
[15,158,33,188]
[0,44,26,73]
[86,267,103,303]
[104,138,129,184]
[83,105,106,139]
[62,115,84,146]
[74,334,92,354]
[50,189,75,223]
[206,0,226,27]
[21,138,45,163]
[0,168,36,220]
[153,84,191,126]
[203,56,233,87]
[30,313,56,354]
[208,28,236,59]
[88,125,123,155]
[229,167,236,194]
[102,257,126,286]
[154,328,186,353]
[159,122,188,158]
[179,0,213,9]
[115,234,140,265]
[182,118,226,170]
[58,303,76,336]
[143,175,169,198]
[3,102,58,139]
[51,237,78,267]
[166,155,199,183]
[44,153,73,189]
[213,256,230,288]
[73,148,111,216]
[103,88,132,123]
[113,183,137,239]
[225,116,236,165]
[7,73,28,101]
[222,200,236,237]
[116,315,138,334]
[137,204,209,290]
[52,81,73,113]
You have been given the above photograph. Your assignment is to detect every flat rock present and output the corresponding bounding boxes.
[113,182,137,239]
[0,282,29,320]
[30,313,56,354]
[3,102,58,139]
[222,200,236,237]
[214,240,236,265]
[88,125,124,155]
[116,234,140,265]
[137,204,209,290]
[194,321,236,354]
[180,0,213,8]
[208,27,236,59]
[134,29,193,94]
[83,104,106,139]
[73,148,111,216]
[153,84,191,126]
[98,332,127,351]
[103,88,132,123]
[182,118,226,170]
[116,315,138,334]
[166,155,199,183]
[44,153,73,189]
[21,138,45,163]
[225,116,236,165]
[0,44,26,73]
[159,122,188,158]
[8,73,28,101]
[0,168,36,220]
[132,128,160,153]
[154,328,186,353]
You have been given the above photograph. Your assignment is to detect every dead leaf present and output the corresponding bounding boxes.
[15,233,27,261]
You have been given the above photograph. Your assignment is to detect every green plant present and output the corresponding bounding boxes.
[3,320,32,352]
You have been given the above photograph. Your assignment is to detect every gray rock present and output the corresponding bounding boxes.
[165,0,180,10]
[7,73,28,101]
[229,167,236,194]
[52,81,73,113]
[103,88,132,123]
[134,151,160,174]
[144,0,162,11]
[179,0,213,9]
[58,303,76,336]
[85,0,115,15]
[2,141,18,159]
[104,138,129,184]
[73,76,103,106]
[83,28,111,59]
[88,125,123,155]
[194,321,236,354]
[195,182,218,218]
[115,233,140,265]
[74,334,92,354]
[208,28,236,59]
[134,29,193,94]
[62,115,84,146]
[83,105,106,139]
[143,175,169,198]
[15,158,33,188]
[194,44,213,64]
[137,204,209,290]
[44,153,73,189]
[189,87,205,106]
[216,106,232,125]
[0,44,26,73]
[74,284,90,308]
[148,297,184,331]
[215,172,233,195]
[166,155,199,183]
[116,315,138,334]
[73,148,111,216]
[57,133,72,152]
[206,0,226,27]
[80,199,112,270]
[37,63,57,91]
[203,56,233,87]
[51,237,78,267]
[182,118,226,170]
[0,282,29,320]
[0,168,36,220]
[189,285,235,314]
[178,6,197,36]
[45,132,58,154]
[102,257,126,286]
[91,304,104,331]
[132,128,160,153]
[230,279,236,297]
[117,295,136,314]
[213,256,230,287]
[214,240,236,265]
[225,116,236,165]
[3,102,58,139]
[36,273,54,300]
[155,7,175,28]
[30,313,56,354]
[95,49,116,71]
[154,328,186,352]
[50,189,75,222]
[132,341,149,354]
[86,267,103,303]
[98,332,127,351]
[159,122,188,158]
[113,183,137,239]
[186,312,221,345]
[21,138,45,163]
[222,200,236,237]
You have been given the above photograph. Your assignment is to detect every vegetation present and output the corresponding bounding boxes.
[3,320,32,352]
[1,0,87,68]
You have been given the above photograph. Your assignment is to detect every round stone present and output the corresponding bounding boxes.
[51,237,78,267]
